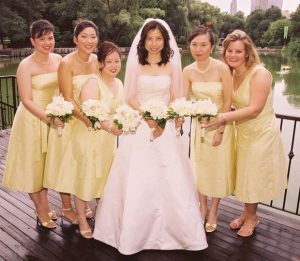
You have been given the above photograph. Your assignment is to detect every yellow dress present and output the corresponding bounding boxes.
[190,82,236,198]
[43,74,95,191]
[233,65,287,203]
[2,73,58,193]
[45,75,124,201]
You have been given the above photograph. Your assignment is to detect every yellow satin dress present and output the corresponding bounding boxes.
[44,75,124,201]
[2,73,58,193]
[190,82,236,198]
[233,65,287,203]
[44,74,95,191]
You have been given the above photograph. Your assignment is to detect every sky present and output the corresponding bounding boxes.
[202,0,300,15]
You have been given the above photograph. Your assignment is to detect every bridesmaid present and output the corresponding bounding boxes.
[43,20,99,224]
[205,30,287,237]
[2,19,63,228]
[183,26,235,233]
[58,41,123,238]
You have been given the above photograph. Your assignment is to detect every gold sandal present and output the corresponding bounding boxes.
[48,210,57,221]
[205,223,217,233]
[60,208,78,225]
[237,219,259,237]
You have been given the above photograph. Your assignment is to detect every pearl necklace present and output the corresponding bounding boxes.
[76,51,92,64]
[195,57,212,74]
[32,52,50,65]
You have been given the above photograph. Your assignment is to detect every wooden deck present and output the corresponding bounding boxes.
[0,129,299,261]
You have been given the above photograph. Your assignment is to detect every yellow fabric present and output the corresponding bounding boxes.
[233,65,287,203]
[190,82,236,197]
[2,72,58,193]
[44,75,124,201]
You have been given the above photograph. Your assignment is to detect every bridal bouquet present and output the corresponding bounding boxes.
[140,99,169,142]
[81,99,110,130]
[113,104,142,134]
[45,96,74,136]
[191,98,218,142]
[168,98,194,136]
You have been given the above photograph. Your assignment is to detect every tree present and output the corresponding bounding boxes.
[263,19,291,47]
[219,13,245,40]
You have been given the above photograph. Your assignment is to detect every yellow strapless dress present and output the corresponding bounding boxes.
[190,82,236,197]
[233,65,287,203]
[44,75,124,201]
[44,74,95,191]
[2,72,58,193]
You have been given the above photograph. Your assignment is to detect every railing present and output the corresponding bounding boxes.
[0,75,299,216]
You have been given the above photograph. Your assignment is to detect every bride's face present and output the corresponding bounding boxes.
[145,28,164,56]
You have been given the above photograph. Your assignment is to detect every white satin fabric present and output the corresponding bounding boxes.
[93,75,208,255]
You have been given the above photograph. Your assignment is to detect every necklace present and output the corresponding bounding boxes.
[76,51,92,64]
[234,68,247,77]
[147,58,161,65]
[195,57,212,74]
[32,52,50,65]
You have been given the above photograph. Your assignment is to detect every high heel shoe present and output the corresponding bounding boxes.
[36,215,57,229]
[80,228,93,239]
[237,219,259,237]
[60,208,78,225]
[229,216,245,230]
[205,223,217,233]
[85,207,94,220]
[48,210,57,221]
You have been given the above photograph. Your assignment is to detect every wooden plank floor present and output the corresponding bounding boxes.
[0,129,299,261]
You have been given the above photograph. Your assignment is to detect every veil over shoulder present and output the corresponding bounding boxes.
[124,18,183,102]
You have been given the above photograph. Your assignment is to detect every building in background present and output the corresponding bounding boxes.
[268,0,283,9]
[251,0,283,12]
[230,0,237,15]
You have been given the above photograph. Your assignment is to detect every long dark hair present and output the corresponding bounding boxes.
[30,19,54,39]
[137,20,173,66]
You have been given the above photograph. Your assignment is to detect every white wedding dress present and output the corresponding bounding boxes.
[93,75,208,255]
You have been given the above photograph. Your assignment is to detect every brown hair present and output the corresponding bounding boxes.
[30,19,54,39]
[97,41,121,63]
[74,20,99,38]
[222,30,261,69]
[188,25,215,46]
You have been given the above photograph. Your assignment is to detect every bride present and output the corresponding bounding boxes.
[93,18,208,255]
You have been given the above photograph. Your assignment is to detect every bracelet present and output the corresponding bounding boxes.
[220,114,227,125]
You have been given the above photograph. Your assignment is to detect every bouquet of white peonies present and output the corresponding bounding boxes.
[113,104,142,134]
[45,96,74,136]
[81,99,110,130]
[191,98,218,143]
[168,97,194,136]
[140,99,169,142]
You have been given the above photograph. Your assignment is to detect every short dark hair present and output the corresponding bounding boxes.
[188,26,215,46]
[74,20,99,38]
[137,20,173,66]
[30,19,54,39]
[97,41,121,63]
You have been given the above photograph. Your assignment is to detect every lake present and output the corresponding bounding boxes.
[0,52,299,117]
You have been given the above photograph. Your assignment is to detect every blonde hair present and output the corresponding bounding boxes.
[222,30,261,70]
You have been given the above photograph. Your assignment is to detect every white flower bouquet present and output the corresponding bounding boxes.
[113,104,142,134]
[81,99,110,130]
[168,98,194,136]
[45,96,74,136]
[192,98,218,142]
[140,99,169,141]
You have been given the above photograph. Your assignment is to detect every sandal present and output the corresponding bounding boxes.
[237,219,259,237]
[229,216,245,230]
[60,208,78,225]
[48,210,57,221]
[85,207,94,220]
[205,223,217,233]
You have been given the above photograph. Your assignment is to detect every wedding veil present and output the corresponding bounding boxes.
[124,18,183,102]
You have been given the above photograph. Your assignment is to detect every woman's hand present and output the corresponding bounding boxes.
[212,130,223,146]
[82,116,93,128]
[152,125,164,139]
[204,114,226,129]
[111,125,123,136]
[52,117,65,128]
[175,117,184,129]
[145,118,157,128]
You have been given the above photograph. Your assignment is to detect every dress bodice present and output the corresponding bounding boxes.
[31,72,58,107]
[72,74,96,103]
[191,82,224,110]
[136,75,171,105]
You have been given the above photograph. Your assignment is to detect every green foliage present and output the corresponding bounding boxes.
[290,4,300,38]
[287,38,300,57]
[263,19,291,47]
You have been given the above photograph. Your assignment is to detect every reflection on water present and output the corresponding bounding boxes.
[1,52,300,116]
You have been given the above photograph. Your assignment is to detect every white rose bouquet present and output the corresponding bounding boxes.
[140,99,169,142]
[45,96,74,136]
[113,104,142,134]
[81,99,110,130]
[168,98,194,136]
[192,98,218,142]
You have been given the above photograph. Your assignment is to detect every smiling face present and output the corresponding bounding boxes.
[101,51,121,77]
[30,31,55,54]
[189,33,213,62]
[74,27,98,54]
[145,28,164,56]
[225,40,247,70]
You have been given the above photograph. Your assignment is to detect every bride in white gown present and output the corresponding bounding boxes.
[93,18,208,255]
